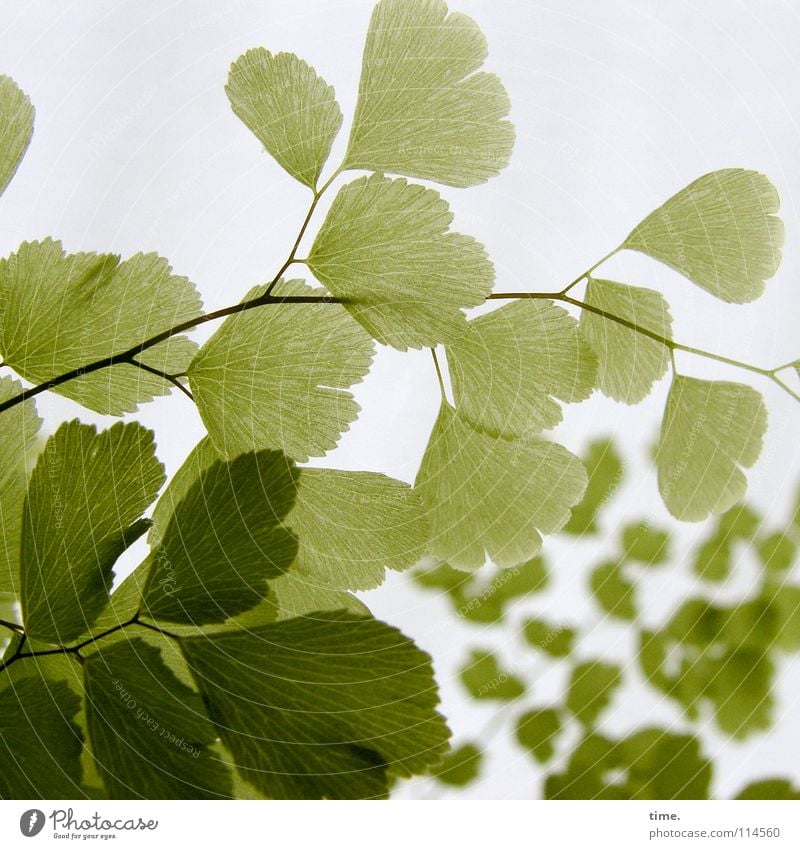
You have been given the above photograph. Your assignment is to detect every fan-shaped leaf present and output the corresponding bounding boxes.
[430,743,482,787]
[515,708,562,764]
[522,619,575,658]
[190,280,374,462]
[623,170,783,303]
[308,174,494,349]
[566,661,622,726]
[580,279,671,403]
[0,75,34,197]
[458,649,525,701]
[447,299,597,436]
[563,438,623,535]
[0,240,202,414]
[343,0,514,187]
[415,403,586,570]
[656,376,767,521]
[182,612,450,799]
[226,49,342,189]
[142,450,298,625]
[21,422,164,643]
[590,562,636,621]
[621,521,669,565]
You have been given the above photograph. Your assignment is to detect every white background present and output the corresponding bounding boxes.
[1,0,799,800]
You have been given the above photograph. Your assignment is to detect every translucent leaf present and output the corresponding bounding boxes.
[624,170,783,303]
[515,708,562,764]
[0,75,34,197]
[565,661,622,726]
[757,533,796,572]
[21,421,164,644]
[308,174,494,349]
[736,779,800,800]
[182,612,450,799]
[412,562,468,594]
[263,571,370,622]
[343,0,514,187]
[580,279,671,403]
[453,558,548,624]
[189,280,374,462]
[590,562,636,621]
[84,639,232,799]
[226,49,342,189]
[621,521,669,565]
[521,619,575,658]
[709,649,773,738]
[0,376,41,594]
[459,650,525,702]
[563,438,623,535]
[415,403,587,570]
[0,240,202,414]
[447,299,597,436]
[142,450,298,625]
[718,504,762,540]
[430,743,482,787]
[656,376,767,521]
[0,676,83,798]
[287,469,430,591]
[545,729,711,800]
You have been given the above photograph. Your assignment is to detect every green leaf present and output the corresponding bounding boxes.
[182,612,450,799]
[623,169,783,303]
[142,450,298,625]
[458,649,525,701]
[308,174,494,349]
[656,376,767,521]
[415,403,587,570]
[21,421,164,643]
[412,562,471,593]
[262,571,370,622]
[0,675,84,798]
[0,376,41,594]
[454,558,549,624]
[545,729,711,800]
[521,619,575,657]
[515,708,562,764]
[226,49,342,189]
[83,639,232,799]
[709,649,773,738]
[189,280,374,462]
[590,562,636,621]
[735,779,800,800]
[566,660,622,726]
[430,743,482,787]
[0,75,34,197]
[757,532,796,572]
[718,504,762,540]
[563,438,623,535]
[447,300,597,436]
[621,521,669,565]
[343,0,514,187]
[0,240,202,414]
[287,469,429,591]
[580,279,672,403]
[692,533,731,582]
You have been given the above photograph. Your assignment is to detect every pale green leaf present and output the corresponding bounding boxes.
[0,676,83,798]
[656,376,767,521]
[621,521,669,565]
[447,299,597,436]
[288,469,429,591]
[308,174,494,349]
[261,571,370,622]
[624,169,783,303]
[21,422,164,643]
[415,403,587,570]
[521,619,575,657]
[757,532,796,572]
[0,240,202,414]
[453,558,548,624]
[0,376,41,594]
[430,743,482,787]
[566,660,622,726]
[693,533,731,582]
[515,708,562,764]
[182,612,450,799]
[580,279,671,403]
[0,75,34,197]
[458,649,525,701]
[189,280,374,462]
[84,639,232,799]
[343,0,514,187]
[142,450,298,625]
[226,49,341,189]
[563,438,623,535]
[590,561,636,621]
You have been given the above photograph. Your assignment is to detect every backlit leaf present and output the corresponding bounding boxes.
[226,49,342,189]
[458,649,525,701]
[522,619,575,658]
[515,708,562,764]
[308,174,494,349]
[430,743,482,787]
[343,0,514,187]
[624,170,783,303]
[621,521,669,565]
[656,376,767,521]
[563,438,623,535]
[566,661,622,726]
[447,299,597,436]
[590,562,636,621]
[0,75,34,197]
[736,779,800,800]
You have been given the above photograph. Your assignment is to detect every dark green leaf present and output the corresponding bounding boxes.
[521,619,575,658]
[430,743,482,787]
[735,779,800,800]
[515,708,562,764]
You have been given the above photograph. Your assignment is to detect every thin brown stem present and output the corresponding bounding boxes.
[130,358,195,402]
